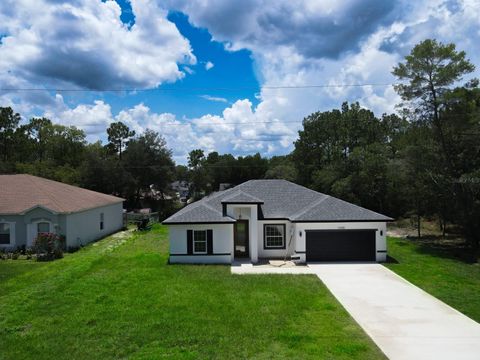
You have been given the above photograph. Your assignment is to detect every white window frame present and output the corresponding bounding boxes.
[193,230,207,254]
[37,221,51,235]
[0,221,15,247]
[264,224,286,249]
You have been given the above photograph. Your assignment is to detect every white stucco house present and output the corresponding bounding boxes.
[163,179,393,264]
[0,174,124,250]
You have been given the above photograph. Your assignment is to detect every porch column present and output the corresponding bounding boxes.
[250,205,258,263]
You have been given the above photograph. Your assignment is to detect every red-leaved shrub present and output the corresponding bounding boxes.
[33,233,65,261]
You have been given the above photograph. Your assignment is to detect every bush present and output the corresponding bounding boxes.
[25,247,34,260]
[33,233,65,262]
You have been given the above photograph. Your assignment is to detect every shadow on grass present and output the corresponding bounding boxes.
[385,255,399,264]
[404,235,477,264]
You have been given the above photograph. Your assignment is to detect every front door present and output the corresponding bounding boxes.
[234,220,249,258]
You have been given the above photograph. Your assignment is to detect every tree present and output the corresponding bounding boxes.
[48,125,86,167]
[265,155,298,181]
[393,39,479,258]
[123,130,174,203]
[204,152,236,191]
[187,149,211,199]
[26,117,53,162]
[188,149,205,169]
[0,107,21,162]
[293,102,389,213]
[392,39,474,173]
[78,142,132,196]
[106,121,135,160]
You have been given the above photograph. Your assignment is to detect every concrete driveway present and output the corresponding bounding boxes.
[308,263,480,360]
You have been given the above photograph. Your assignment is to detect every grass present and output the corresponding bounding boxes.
[385,236,480,322]
[0,225,385,359]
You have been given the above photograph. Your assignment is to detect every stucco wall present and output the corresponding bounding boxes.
[0,208,61,249]
[65,202,123,248]
[0,215,20,249]
[226,204,259,262]
[257,220,295,258]
[294,222,388,262]
[1,203,122,250]
[168,223,233,263]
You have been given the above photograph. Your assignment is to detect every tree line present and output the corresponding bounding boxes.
[1,39,479,258]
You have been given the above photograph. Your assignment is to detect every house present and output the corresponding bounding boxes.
[170,180,190,202]
[0,174,124,250]
[163,179,392,264]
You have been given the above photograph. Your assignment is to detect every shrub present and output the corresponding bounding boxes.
[33,233,65,262]
[66,245,82,253]
[25,247,34,260]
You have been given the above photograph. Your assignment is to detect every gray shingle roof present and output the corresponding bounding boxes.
[221,191,263,204]
[163,179,393,224]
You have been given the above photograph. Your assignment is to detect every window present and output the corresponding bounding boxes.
[37,222,50,235]
[193,230,207,254]
[100,213,104,230]
[264,224,286,249]
[0,223,10,245]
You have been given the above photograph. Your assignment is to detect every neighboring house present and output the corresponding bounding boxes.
[163,179,392,264]
[0,174,124,250]
[170,180,190,202]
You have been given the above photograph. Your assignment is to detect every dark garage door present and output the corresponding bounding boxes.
[306,230,376,262]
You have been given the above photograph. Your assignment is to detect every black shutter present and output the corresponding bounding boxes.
[207,229,213,255]
[187,230,193,255]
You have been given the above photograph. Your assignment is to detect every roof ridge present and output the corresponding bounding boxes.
[290,194,330,220]
[202,201,224,216]
[222,190,263,202]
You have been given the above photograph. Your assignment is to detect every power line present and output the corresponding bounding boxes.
[157,120,304,127]
[0,83,397,92]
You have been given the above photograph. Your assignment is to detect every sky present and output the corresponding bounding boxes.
[0,0,479,164]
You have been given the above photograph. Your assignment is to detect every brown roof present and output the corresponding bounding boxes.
[0,174,124,214]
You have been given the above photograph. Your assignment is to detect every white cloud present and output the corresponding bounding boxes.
[205,61,214,70]
[164,0,480,159]
[3,0,480,164]
[0,0,195,93]
[43,97,296,163]
[199,95,227,103]
[44,96,114,141]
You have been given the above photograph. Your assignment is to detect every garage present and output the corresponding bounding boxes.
[306,229,376,262]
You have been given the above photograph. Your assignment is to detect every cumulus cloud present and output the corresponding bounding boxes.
[3,0,480,163]
[167,0,397,59]
[164,0,480,156]
[43,98,296,163]
[0,0,195,93]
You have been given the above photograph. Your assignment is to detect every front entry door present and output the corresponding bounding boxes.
[234,220,249,258]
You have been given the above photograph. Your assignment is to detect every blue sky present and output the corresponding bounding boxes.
[0,0,478,164]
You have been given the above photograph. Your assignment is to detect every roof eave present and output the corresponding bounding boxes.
[162,220,236,225]
[220,201,264,204]
[291,218,394,223]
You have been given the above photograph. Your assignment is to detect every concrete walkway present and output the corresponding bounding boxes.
[308,263,480,360]
[231,260,313,275]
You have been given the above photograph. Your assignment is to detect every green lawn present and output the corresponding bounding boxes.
[385,237,480,322]
[0,225,385,359]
